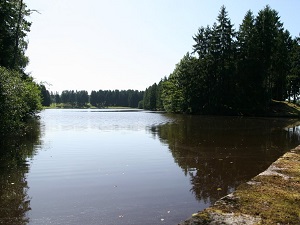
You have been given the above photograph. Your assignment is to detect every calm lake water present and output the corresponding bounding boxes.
[1,109,300,225]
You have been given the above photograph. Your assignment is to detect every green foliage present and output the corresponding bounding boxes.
[0,0,31,72]
[287,37,300,103]
[143,84,157,110]
[155,79,165,110]
[235,10,264,111]
[89,89,143,108]
[161,78,184,113]
[58,89,144,108]
[162,53,200,113]
[0,67,42,135]
[147,5,300,115]
[60,90,89,107]
[0,1,42,136]
[40,84,51,106]
[23,78,42,116]
[143,80,165,111]
[138,100,144,109]
[254,5,290,103]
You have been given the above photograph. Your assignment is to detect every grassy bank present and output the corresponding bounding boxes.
[180,146,300,225]
[43,103,94,109]
[266,100,300,117]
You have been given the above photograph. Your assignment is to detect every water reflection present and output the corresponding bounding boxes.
[151,115,300,204]
[0,120,41,225]
[1,111,300,225]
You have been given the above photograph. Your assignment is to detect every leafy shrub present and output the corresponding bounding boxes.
[0,67,42,135]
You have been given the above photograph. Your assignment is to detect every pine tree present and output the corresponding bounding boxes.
[236,10,264,111]
[255,5,285,104]
[215,5,236,107]
[287,37,300,103]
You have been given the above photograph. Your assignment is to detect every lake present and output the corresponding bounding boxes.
[0,109,300,225]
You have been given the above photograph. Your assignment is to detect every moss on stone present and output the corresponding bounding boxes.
[180,146,300,225]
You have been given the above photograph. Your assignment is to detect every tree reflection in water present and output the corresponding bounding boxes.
[0,119,41,225]
[150,115,300,204]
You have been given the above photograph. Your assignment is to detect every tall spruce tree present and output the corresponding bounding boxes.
[40,84,51,106]
[287,37,300,103]
[215,6,236,107]
[236,10,264,111]
[255,5,288,105]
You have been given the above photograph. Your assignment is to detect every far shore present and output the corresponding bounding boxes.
[43,100,300,118]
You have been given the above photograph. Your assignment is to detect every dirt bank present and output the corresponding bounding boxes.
[179,146,300,225]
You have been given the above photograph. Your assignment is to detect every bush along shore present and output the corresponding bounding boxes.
[179,146,300,225]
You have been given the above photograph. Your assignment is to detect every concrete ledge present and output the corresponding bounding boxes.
[179,146,300,225]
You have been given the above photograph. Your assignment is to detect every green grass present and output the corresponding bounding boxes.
[267,100,300,117]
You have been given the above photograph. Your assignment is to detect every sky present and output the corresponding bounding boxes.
[25,0,300,94]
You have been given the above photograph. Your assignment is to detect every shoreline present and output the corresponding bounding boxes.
[179,146,300,225]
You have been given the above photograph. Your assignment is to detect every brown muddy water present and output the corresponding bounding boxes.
[0,109,300,225]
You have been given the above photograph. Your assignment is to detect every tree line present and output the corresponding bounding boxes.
[142,5,300,115]
[41,89,144,108]
[90,89,143,108]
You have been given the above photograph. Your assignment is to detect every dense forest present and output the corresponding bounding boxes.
[142,6,300,115]
[41,89,144,108]
[0,0,42,136]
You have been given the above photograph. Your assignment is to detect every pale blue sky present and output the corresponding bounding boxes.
[25,0,300,93]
